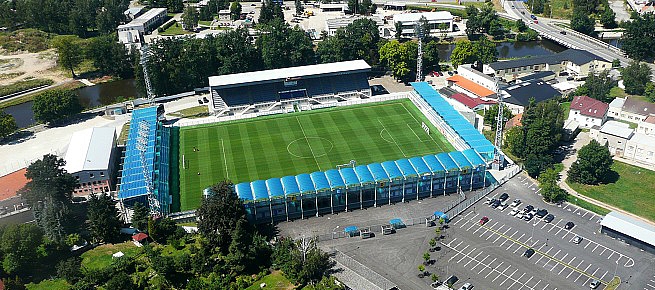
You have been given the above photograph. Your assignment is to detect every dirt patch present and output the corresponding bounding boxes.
[0,49,69,85]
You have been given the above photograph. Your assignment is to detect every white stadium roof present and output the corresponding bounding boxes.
[64,127,116,174]
[601,211,655,247]
[208,60,371,88]
[393,11,453,23]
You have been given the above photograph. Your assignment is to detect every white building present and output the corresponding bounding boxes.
[218,9,231,21]
[64,127,118,196]
[457,63,499,92]
[118,8,167,45]
[320,3,349,12]
[393,11,453,38]
[608,97,625,119]
[609,97,655,123]
[637,115,655,136]
[590,121,633,155]
[325,15,383,36]
[624,133,655,166]
[567,95,609,129]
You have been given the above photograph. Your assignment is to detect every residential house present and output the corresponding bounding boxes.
[567,95,609,129]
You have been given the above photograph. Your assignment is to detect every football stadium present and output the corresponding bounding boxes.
[117,60,496,224]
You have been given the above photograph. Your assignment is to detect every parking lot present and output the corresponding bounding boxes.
[435,173,655,290]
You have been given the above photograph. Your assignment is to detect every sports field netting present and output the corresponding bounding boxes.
[177,99,455,211]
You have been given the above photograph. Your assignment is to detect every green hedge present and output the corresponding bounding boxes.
[158,20,177,33]
[0,79,54,97]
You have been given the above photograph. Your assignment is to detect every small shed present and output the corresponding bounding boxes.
[390,218,406,229]
[218,9,231,21]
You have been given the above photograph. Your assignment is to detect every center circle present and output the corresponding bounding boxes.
[287,137,334,158]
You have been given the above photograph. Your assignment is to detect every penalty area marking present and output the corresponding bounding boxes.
[377,118,407,158]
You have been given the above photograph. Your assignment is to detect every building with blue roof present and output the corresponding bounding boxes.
[117,106,172,215]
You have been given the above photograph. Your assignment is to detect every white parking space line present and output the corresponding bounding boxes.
[535,255,545,264]
[493,266,509,282]
[464,252,481,267]
[560,253,568,261]
[486,261,502,278]
[513,245,523,253]
[550,262,558,271]
[558,265,567,275]
[471,254,488,271]
[599,270,608,281]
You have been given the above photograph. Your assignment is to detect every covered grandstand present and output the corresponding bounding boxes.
[232,149,490,223]
[118,106,172,215]
[207,60,372,116]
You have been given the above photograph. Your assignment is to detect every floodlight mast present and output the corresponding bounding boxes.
[415,23,424,82]
[136,119,161,216]
[493,79,505,169]
[140,44,155,104]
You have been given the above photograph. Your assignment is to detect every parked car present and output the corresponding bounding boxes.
[573,235,583,244]
[510,208,519,216]
[565,221,575,230]
[458,282,474,290]
[559,71,569,76]
[499,192,509,202]
[589,279,601,289]
[479,216,489,225]
[382,225,395,235]
[510,199,521,207]
[523,248,535,258]
[499,202,509,211]
[484,198,493,205]
[523,213,534,221]
[361,228,374,239]
[536,209,548,218]
[446,275,459,286]
[544,214,555,223]
[447,71,453,76]
[530,208,538,216]
[524,205,534,213]
[560,30,567,35]
[516,212,525,219]
[430,281,443,289]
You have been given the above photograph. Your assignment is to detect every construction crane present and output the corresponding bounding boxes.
[140,44,155,104]
[492,79,505,170]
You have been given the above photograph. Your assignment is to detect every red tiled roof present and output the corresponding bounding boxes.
[132,233,149,242]
[446,75,496,97]
[505,113,523,130]
[0,169,28,201]
[449,93,497,109]
[570,95,608,118]
[645,115,655,124]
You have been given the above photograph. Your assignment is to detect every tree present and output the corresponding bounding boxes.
[620,13,655,61]
[527,0,545,14]
[87,192,121,243]
[419,16,430,39]
[573,70,616,103]
[394,21,402,40]
[600,6,617,29]
[568,139,613,184]
[317,18,381,65]
[197,181,246,252]
[230,1,242,21]
[51,35,84,77]
[86,34,134,78]
[645,82,655,102]
[168,0,184,12]
[104,272,134,290]
[273,237,332,285]
[148,217,181,243]
[182,5,199,30]
[295,0,303,15]
[32,90,83,124]
[622,60,652,95]
[423,252,430,264]
[361,0,375,14]
[474,38,499,64]
[131,202,149,231]
[612,59,621,68]
[423,40,441,72]
[516,19,528,32]
[20,154,76,244]
[0,111,17,139]
[257,19,315,69]
[484,104,514,129]
[379,40,417,83]
[538,167,567,202]
[450,38,498,68]
[199,5,212,21]
[258,0,283,24]
[418,264,425,274]
[571,9,595,36]
[313,276,345,290]
[464,5,480,36]
[1,223,44,275]
[57,257,82,283]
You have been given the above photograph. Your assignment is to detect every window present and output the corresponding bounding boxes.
[100,172,105,177]
[90,173,94,179]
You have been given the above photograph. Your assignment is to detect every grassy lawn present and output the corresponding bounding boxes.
[0,29,51,53]
[609,87,626,99]
[160,23,193,36]
[560,102,571,120]
[0,78,53,97]
[25,279,70,290]
[567,161,655,221]
[169,105,209,119]
[614,119,638,129]
[177,99,455,211]
[199,20,213,26]
[245,271,294,290]
[0,80,84,110]
[81,242,141,271]
[548,0,573,19]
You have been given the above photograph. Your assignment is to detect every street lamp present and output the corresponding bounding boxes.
[331,225,340,239]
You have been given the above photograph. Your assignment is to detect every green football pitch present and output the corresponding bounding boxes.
[176,99,454,211]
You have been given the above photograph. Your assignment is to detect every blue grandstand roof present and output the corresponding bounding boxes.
[368,163,390,182]
[395,159,418,177]
[266,178,285,198]
[251,180,269,200]
[422,155,445,173]
[310,172,330,191]
[118,107,158,200]
[449,151,472,170]
[281,176,300,196]
[381,161,404,180]
[354,165,375,184]
[408,157,431,175]
[340,167,361,187]
[325,169,346,189]
[462,149,485,167]
[296,174,315,193]
[437,153,459,171]
[235,182,254,201]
